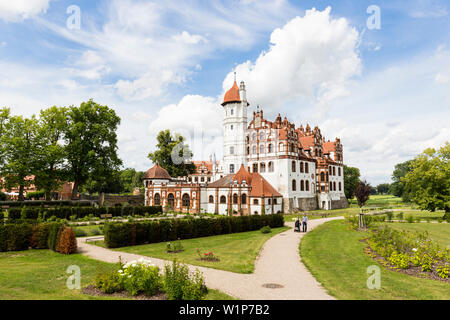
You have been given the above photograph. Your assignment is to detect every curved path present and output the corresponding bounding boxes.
[77,217,342,300]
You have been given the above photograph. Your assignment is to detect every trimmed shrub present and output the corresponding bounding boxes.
[30,223,53,249]
[7,208,21,221]
[260,226,272,234]
[47,223,64,252]
[6,224,32,251]
[0,225,7,252]
[58,227,77,254]
[104,214,284,248]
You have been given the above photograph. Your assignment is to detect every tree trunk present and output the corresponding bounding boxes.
[18,184,25,202]
[71,180,79,200]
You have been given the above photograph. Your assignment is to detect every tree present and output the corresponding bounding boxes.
[376,183,390,195]
[148,130,196,177]
[355,180,372,229]
[64,100,122,198]
[33,106,68,200]
[343,165,360,199]
[389,160,413,201]
[403,142,449,213]
[0,108,10,190]
[0,115,39,201]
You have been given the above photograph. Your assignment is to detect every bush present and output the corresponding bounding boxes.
[6,224,32,251]
[58,227,77,254]
[443,212,450,223]
[94,272,122,294]
[0,191,7,201]
[260,226,272,234]
[30,223,53,249]
[163,260,206,300]
[396,212,404,222]
[385,211,393,221]
[119,259,162,296]
[406,215,414,223]
[47,223,64,252]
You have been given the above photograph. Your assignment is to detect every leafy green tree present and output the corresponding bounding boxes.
[376,183,390,195]
[64,100,122,198]
[148,130,196,177]
[118,168,145,193]
[389,160,413,201]
[33,106,68,200]
[403,142,449,213]
[0,115,39,201]
[82,170,123,194]
[343,165,360,200]
[0,108,11,172]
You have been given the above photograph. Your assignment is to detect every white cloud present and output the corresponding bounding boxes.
[0,0,52,22]
[222,7,361,119]
[172,31,208,45]
[435,73,449,84]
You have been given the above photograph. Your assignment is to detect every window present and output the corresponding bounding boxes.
[301,180,305,191]
[230,146,235,155]
[154,193,161,206]
[273,198,277,204]
[279,143,284,152]
[260,132,265,140]
[268,162,274,172]
[252,133,257,141]
[201,177,205,182]
[333,167,336,176]
[230,164,235,173]
[306,180,310,191]
[321,172,325,182]
[292,161,296,172]
[253,199,259,205]
[231,108,234,115]
[253,163,258,173]
[260,144,265,154]
[290,143,295,152]
[300,162,304,173]
[268,198,271,205]
[233,194,238,204]
[252,146,257,154]
[241,194,247,204]
[334,182,336,191]
[260,162,266,173]
[338,167,341,176]
[330,182,333,191]
[167,194,175,208]
[268,144,273,153]
[339,182,342,191]
[292,179,297,191]
[247,147,250,155]
[230,125,234,130]
[220,196,226,204]
[209,195,214,203]
[182,194,190,207]
[305,163,309,173]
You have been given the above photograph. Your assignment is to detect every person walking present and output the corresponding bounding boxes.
[302,214,308,232]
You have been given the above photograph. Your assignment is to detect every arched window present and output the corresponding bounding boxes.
[290,143,295,152]
[220,196,226,204]
[279,143,284,152]
[252,146,257,154]
[333,167,336,176]
[306,180,310,191]
[321,172,325,182]
[338,167,341,176]
[305,162,309,173]
[300,162,304,173]
[233,194,238,204]
[209,195,214,203]
[260,163,266,173]
[301,180,305,191]
[268,162,274,172]
[292,180,297,191]
[231,108,234,115]
[167,193,175,208]
[154,193,161,206]
[247,147,250,155]
[253,163,258,173]
[252,133,257,141]
[292,161,296,172]
[241,194,247,204]
[182,194,190,207]
[339,182,342,191]
[260,144,265,154]
[230,164,235,173]
[253,199,259,205]
[268,144,273,153]
[260,132,265,140]
[333,182,336,191]
[329,182,333,191]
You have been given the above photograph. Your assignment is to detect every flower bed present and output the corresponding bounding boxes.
[196,248,219,262]
[364,224,449,281]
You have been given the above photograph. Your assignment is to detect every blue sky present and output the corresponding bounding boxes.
[0,0,449,185]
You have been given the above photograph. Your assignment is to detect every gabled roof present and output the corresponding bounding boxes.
[143,163,172,180]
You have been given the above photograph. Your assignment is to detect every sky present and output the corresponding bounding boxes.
[0,0,449,186]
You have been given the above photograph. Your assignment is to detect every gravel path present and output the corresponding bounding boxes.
[77,217,342,300]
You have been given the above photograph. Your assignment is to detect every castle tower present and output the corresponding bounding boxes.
[221,74,249,174]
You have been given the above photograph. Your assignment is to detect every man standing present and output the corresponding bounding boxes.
[295,216,301,232]
[302,214,308,232]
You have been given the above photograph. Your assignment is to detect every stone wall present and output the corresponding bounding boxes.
[297,197,319,211]
[331,196,349,210]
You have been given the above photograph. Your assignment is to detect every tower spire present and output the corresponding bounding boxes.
[234,71,237,83]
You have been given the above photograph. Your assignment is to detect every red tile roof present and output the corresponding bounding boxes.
[222,81,241,106]
[143,163,172,180]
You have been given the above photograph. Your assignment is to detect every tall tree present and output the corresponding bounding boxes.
[355,180,372,228]
[64,100,122,199]
[34,106,68,200]
[403,143,449,213]
[376,183,390,195]
[148,130,196,177]
[0,115,39,201]
[0,108,11,190]
[389,160,413,201]
[343,165,360,200]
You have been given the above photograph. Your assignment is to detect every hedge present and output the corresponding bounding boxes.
[0,222,64,253]
[0,200,94,208]
[6,205,163,221]
[104,214,285,248]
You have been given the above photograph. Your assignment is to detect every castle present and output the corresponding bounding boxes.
[143,78,348,214]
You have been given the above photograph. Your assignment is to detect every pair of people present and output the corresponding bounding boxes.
[295,214,308,233]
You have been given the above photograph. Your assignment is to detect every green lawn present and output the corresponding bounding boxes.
[376,222,450,248]
[99,227,290,274]
[300,220,450,300]
[0,250,235,300]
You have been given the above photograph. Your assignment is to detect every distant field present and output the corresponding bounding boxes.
[348,194,406,207]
